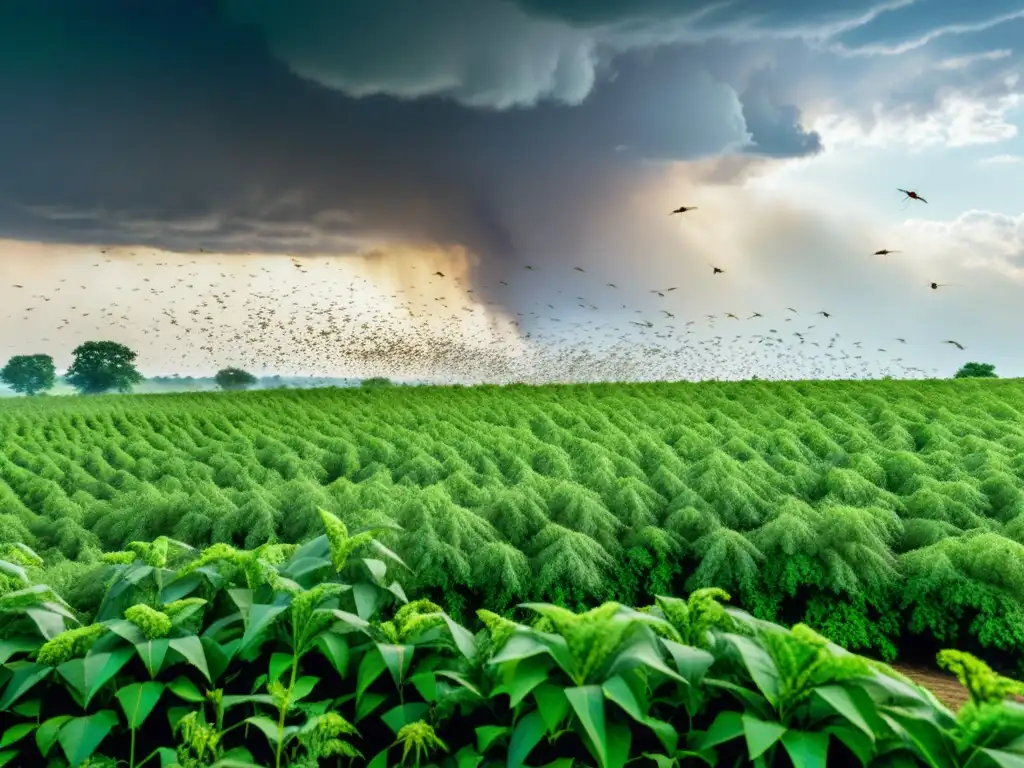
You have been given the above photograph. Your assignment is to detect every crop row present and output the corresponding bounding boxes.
[2,380,1024,669]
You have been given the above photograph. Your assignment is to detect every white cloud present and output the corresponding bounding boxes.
[979,153,1024,165]
[933,49,1013,71]
[901,209,1024,278]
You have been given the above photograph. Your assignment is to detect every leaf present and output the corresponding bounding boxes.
[57,710,119,767]
[355,691,388,722]
[35,715,71,757]
[11,699,40,718]
[602,675,678,754]
[160,572,203,603]
[565,685,608,768]
[245,715,284,749]
[169,636,211,682]
[116,681,164,730]
[167,676,204,703]
[660,639,715,683]
[0,750,14,767]
[269,652,292,684]
[0,722,35,748]
[200,636,231,682]
[135,638,170,678]
[441,614,478,660]
[781,730,829,768]
[376,643,414,688]
[0,560,27,583]
[0,639,38,665]
[880,707,956,768]
[814,686,875,740]
[981,748,1024,768]
[726,634,780,708]
[605,718,632,768]
[607,636,685,684]
[316,632,350,678]
[475,725,510,753]
[367,748,389,768]
[533,682,570,733]
[24,607,67,640]
[697,710,745,749]
[239,604,288,653]
[492,654,551,707]
[380,703,430,735]
[353,582,381,620]
[356,647,387,702]
[57,646,135,708]
[488,632,553,666]
[741,715,787,760]
[409,671,437,703]
[508,709,546,768]
[362,558,388,584]
[291,675,320,703]
[0,664,52,711]
[455,745,484,768]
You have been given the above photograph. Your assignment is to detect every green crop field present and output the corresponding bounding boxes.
[4,378,1024,671]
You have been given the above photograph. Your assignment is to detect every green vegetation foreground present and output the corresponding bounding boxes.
[2,379,1024,672]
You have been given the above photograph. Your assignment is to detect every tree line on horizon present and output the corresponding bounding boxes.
[0,340,998,397]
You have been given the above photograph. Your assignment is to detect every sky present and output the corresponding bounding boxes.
[1,0,1023,383]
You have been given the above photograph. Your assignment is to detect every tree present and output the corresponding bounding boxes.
[0,354,56,395]
[954,362,997,379]
[65,341,144,394]
[215,367,258,391]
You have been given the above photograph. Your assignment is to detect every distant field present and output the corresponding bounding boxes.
[3,379,1024,669]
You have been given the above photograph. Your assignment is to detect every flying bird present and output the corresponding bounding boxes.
[670,206,698,214]
[898,188,927,204]
[927,281,959,290]
[816,311,831,318]
[711,266,724,275]
[943,340,965,350]
[873,249,900,256]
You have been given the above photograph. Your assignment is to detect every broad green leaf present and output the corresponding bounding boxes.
[367,748,389,768]
[981,748,1024,768]
[291,675,320,703]
[316,632,350,678]
[239,604,288,653]
[380,703,430,735]
[136,638,170,678]
[57,646,135,708]
[409,671,438,703]
[565,685,608,768]
[0,663,51,711]
[168,676,205,702]
[376,643,414,688]
[245,715,284,748]
[269,652,292,684]
[741,715,787,760]
[815,686,875,740]
[435,670,485,698]
[475,725,510,753]
[660,639,715,683]
[362,558,388,584]
[386,581,408,604]
[508,709,546,768]
[24,608,67,640]
[0,722,35,748]
[441,614,478,660]
[488,632,552,666]
[455,744,484,768]
[35,715,71,757]
[607,636,685,684]
[11,699,40,718]
[356,647,387,701]
[169,636,211,682]
[602,676,678,754]
[160,573,203,603]
[200,636,231,682]
[492,654,551,707]
[880,708,957,768]
[353,582,381,620]
[0,639,38,665]
[0,560,27,583]
[605,719,632,768]
[534,682,570,733]
[369,539,409,571]
[116,681,164,729]
[781,730,829,768]
[726,634,780,708]
[824,724,872,767]
[0,750,15,767]
[57,710,119,767]
[355,691,388,722]
[698,710,745,749]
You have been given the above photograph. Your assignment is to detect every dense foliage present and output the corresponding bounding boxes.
[64,342,144,395]
[0,354,56,395]
[3,379,1024,671]
[3,518,1024,768]
[953,364,997,380]
[215,369,259,392]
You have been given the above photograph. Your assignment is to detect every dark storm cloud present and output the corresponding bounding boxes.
[0,0,825,284]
